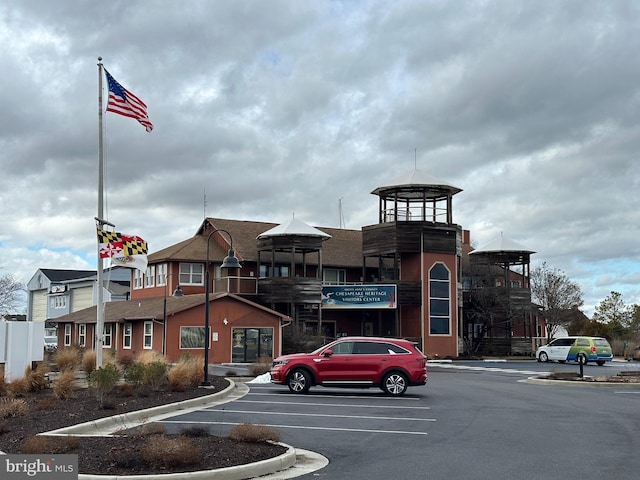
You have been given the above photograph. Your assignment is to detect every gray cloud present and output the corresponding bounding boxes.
[2,0,640,315]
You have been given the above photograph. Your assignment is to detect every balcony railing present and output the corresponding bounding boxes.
[212,276,258,295]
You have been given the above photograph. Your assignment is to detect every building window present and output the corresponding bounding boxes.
[123,323,132,349]
[179,263,204,285]
[156,264,167,286]
[323,268,346,285]
[180,326,206,349]
[143,321,153,349]
[64,324,71,346]
[145,266,156,288]
[51,296,67,309]
[133,270,143,289]
[259,265,289,278]
[103,324,112,348]
[429,263,450,335]
[78,324,86,347]
[231,328,273,363]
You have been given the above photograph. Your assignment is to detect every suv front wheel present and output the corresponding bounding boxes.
[381,372,408,396]
[287,368,311,394]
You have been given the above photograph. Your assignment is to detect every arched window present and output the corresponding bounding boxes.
[429,263,450,335]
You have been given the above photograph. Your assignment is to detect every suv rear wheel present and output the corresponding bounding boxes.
[287,369,311,394]
[381,372,408,396]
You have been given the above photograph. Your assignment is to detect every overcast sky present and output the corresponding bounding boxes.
[1,0,639,316]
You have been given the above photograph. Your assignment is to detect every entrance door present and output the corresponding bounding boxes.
[231,328,273,363]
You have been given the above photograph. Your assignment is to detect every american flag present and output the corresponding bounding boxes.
[104,69,153,132]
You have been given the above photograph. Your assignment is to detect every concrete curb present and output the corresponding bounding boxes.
[525,376,640,387]
[77,443,297,480]
[37,379,307,479]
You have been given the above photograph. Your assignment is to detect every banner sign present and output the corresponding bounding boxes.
[321,285,397,309]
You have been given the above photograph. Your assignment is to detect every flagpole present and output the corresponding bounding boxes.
[96,56,105,369]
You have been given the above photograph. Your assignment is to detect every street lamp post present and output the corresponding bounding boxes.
[202,229,241,386]
[163,273,184,357]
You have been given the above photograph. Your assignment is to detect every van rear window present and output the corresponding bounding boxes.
[594,339,610,346]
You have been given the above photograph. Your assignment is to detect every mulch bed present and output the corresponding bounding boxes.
[0,377,287,475]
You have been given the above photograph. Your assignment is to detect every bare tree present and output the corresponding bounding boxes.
[0,272,24,315]
[530,262,583,339]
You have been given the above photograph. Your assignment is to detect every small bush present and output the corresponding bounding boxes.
[116,382,135,397]
[53,370,77,400]
[180,425,211,437]
[82,350,97,375]
[36,397,60,411]
[88,363,121,406]
[228,423,281,443]
[141,435,200,468]
[7,377,29,397]
[136,423,167,436]
[143,361,168,390]
[55,348,81,372]
[0,398,28,419]
[167,357,201,391]
[21,435,80,454]
[136,351,167,365]
[249,355,273,376]
[123,362,146,385]
[25,363,49,392]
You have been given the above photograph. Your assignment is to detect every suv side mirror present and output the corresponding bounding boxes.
[322,349,333,357]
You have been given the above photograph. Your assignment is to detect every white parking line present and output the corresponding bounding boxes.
[160,420,430,436]
[204,409,436,422]
[246,391,423,401]
[429,363,542,375]
[232,399,431,410]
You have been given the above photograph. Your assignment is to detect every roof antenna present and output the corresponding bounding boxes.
[203,189,207,219]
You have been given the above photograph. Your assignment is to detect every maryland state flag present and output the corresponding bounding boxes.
[97,229,148,272]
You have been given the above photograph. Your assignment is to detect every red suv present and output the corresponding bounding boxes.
[270,336,427,396]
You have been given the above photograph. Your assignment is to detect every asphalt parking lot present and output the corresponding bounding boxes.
[160,362,640,480]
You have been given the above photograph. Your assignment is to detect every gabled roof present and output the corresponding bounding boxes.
[38,269,97,282]
[55,292,292,324]
[149,217,364,268]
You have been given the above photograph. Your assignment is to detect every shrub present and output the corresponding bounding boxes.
[249,355,273,376]
[136,423,167,436]
[55,347,81,372]
[21,435,80,454]
[0,398,28,419]
[180,425,211,437]
[123,362,146,385]
[228,423,281,443]
[143,361,168,390]
[36,397,60,411]
[116,382,134,397]
[7,377,30,397]
[53,370,77,400]
[82,350,97,375]
[136,351,167,365]
[88,363,121,406]
[25,363,49,392]
[141,435,200,468]
[167,357,201,391]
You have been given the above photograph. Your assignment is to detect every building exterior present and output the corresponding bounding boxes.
[26,268,130,336]
[51,168,547,362]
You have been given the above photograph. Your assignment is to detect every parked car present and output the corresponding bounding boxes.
[626,345,640,361]
[536,336,613,366]
[270,336,427,396]
[43,336,58,352]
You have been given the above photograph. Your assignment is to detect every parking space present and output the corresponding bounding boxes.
[160,382,435,438]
